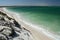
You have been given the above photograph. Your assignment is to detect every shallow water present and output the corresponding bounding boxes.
[6,6,60,35]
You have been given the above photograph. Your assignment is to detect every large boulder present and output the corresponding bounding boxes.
[0,11,33,40]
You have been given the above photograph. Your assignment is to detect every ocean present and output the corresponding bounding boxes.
[6,6,60,35]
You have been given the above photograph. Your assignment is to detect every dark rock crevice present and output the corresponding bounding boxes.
[0,11,32,40]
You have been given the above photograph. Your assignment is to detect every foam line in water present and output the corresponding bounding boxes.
[3,8,60,40]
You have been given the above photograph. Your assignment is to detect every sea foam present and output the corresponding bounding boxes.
[3,8,60,40]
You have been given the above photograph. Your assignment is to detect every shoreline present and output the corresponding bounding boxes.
[0,8,59,40]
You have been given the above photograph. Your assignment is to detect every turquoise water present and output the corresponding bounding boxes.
[6,6,60,34]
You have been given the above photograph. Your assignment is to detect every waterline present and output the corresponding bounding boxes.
[3,8,60,40]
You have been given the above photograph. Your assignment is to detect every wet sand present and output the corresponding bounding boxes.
[0,8,54,40]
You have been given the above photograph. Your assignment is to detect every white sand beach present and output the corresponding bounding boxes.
[0,8,57,40]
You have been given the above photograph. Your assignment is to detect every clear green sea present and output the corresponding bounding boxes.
[6,6,60,35]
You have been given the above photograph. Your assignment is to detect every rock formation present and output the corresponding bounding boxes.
[0,11,33,40]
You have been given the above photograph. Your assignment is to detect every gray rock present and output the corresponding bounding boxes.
[0,26,12,36]
[0,33,7,40]
[0,11,33,40]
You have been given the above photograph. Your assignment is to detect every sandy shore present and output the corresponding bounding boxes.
[0,8,55,40]
[12,16,54,40]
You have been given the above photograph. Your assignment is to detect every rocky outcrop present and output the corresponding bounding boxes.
[0,11,33,40]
